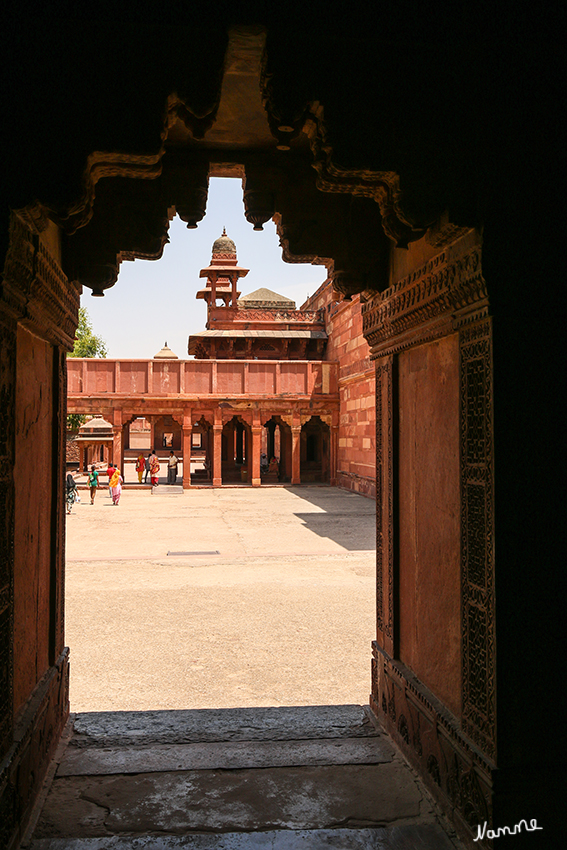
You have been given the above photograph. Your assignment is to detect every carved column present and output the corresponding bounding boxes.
[112,410,123,469]
[251,413,262,487]
[182,411,192,489]
[212,410,222,487]
[291,420,301,485]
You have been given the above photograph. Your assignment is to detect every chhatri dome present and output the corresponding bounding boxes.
[154,342,178,359]
[211,227,237,258]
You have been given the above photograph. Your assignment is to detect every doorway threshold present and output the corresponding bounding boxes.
[25,705,464,849]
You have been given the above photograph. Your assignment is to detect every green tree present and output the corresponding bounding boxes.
[68,307,108,358]
[67,308,107,431]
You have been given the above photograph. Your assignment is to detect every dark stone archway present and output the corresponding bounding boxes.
[0,9,560,848]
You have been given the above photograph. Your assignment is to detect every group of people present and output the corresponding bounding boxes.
[135,451,179,486]
[65,461,123,512]
[66,450,180,513]
[260,453,280,476]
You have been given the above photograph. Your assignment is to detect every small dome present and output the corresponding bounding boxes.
[212,227,236,256]
[154,342,178,359]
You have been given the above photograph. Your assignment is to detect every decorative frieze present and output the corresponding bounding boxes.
[374,359,395,651]
[362,242,488,358]
[372,645,494,845]
[2,214,79,350]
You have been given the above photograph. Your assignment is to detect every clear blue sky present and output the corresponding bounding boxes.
[83,177,328,359]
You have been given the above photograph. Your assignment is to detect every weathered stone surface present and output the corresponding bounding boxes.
[30,823,461,848]
[70,705,378,749]
[34,763,423,838]
[58,736,395,777]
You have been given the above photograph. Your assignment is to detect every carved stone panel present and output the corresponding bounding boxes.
[460,319,496,762]
[374,358,395,656]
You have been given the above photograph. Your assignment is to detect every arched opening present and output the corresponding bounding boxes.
[191,415,213,484]
[300,416,330,483]
[221,415,252,483]
[1,14,530,848]
[153,415,182,453]
[262,415,292,483]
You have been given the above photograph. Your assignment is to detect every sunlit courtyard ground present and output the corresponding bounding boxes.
[65,481,376,712]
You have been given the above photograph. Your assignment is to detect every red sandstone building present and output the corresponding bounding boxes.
[68,230,376,493]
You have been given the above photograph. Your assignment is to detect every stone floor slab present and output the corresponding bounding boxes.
[34,763,423,838]
[70,706,378,749]
[30,823,460,849]
[58,736,395,777]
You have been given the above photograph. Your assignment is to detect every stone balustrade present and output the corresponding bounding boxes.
[67,359,338,398]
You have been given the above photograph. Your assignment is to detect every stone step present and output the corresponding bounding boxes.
[58,736,395,777]
[30,824,460,849]
[69,705,379,748]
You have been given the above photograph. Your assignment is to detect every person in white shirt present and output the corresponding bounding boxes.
[167,451,179,484]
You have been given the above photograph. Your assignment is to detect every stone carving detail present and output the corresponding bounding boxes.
[460,320,496,761]
[375,362,383,633]
[243,190,275,231]
[448,756,489,829]
[361,243,487,358]
[374,359,395,645]
[375,359,394,644]
[413,712,422,757]
[231,309,322,323]
[398,714,409,744]
[2,216,79,350]
[303,104,428,247]
[427,755,441,786]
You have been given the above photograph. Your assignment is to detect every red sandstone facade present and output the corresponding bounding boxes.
[68,233,375,497]
[303,282,376,498]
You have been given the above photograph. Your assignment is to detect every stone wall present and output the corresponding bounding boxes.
[303,282,375,498]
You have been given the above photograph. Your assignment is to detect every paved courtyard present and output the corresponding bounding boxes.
[31,486,464,849]
[65,484,377,712]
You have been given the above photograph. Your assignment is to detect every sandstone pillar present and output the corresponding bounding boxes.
[251,426,262,487]
[291,426,301,485]
[182,411,192,489]
[112,427,122,470]
[213,411,222,486]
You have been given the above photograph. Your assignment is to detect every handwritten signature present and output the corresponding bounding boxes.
[474,819,543,841]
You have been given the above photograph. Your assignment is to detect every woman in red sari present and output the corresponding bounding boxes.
[109,467,123,505]
[149,452,160,487]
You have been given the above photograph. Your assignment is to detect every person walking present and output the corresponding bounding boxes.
[106,460,115,496]
[144,454,151,483]
[65,472,78,514]
[135,453,145,484]
[167,450,179,484]
[109,466,123,505]
[87,465,99,504]
[149,452,160,489]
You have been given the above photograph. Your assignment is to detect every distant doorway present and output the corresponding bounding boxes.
[301,416,330,483]
[222,416,251,484]
[262,416,292,483]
